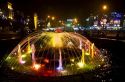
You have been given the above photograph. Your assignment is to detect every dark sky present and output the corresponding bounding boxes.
[1,0,125,18]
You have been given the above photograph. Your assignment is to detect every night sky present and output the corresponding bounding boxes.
[1,0,125,18]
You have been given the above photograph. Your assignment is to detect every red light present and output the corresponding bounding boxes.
[55,28,62,33]
[44,59,49,63]
[32,63,41,71]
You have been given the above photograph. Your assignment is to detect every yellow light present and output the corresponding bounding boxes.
[18,45,26,64]
[47,22,51,27]
[8,2,13,10]
[103,5,107,10]
[27,37,32,53]
[60,70,68,74]
[7,57,11,60]
[70,58,75,62]
[51,33,63,48]
[89,43,91,55]
[91,43,94,58]
[8,2,13,19]
[81,48,85,64]
[85,52,90,55]
[11,67,14,70]
[18,45,21,61]
[28,49,32,53]
[52,16,55,20]
[77,48,85,68]
[33,64,41,70]
[34,13,38,30]
[8,13,13,19]
[102,58,104,62]
[74,18,78,23]
[21,54,26,58]
[77,62,84,68]
[48,15,50,18]
[59,20,61,23]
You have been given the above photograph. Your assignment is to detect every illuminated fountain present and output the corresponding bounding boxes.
[77,49,85,68]
[56,48,63,71]
[79,39,82,50]
[91,43,94,58]
[31,44,36,64]
[18,44,25,64]
[5,32,107,77]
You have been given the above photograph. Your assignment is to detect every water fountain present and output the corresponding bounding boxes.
[5,32,107,77]
[56,48,63,71]
[18,44,25,64]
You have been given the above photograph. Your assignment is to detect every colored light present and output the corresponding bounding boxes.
[7,57,11,60]
[79,40,82,50]
[52,16,55,20]
[85,52,90,55]
[27,37,32,53]
[48,15,50,18]
[103,5,107,10]
[66,23,71,27]
[70,58,75,62]
[11,67,14,70]
[91,43,94,58]
[31,44,36,64]
[56,66,63,71]
[20,60,26,64]
[44,59,49,63]
[81,48,85,65]
[51,33,63,48]
[34,13,38,30]
[74,18,78,23]
[6,32,107,77]
[33,64,41,70]
[77,62,84,68]
[47,22,51,27]
[18,44,25,64]
[21,54,26,58]
[8,2,13,10]
[60,70,68,75]
[8,2,13,19]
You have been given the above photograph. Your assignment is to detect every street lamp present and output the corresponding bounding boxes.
[102,4,108,29]
[102,5,107,10]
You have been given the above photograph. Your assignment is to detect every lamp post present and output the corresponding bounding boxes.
[102,4,108,29]
[46,15,56,28]
[46,15,51,28]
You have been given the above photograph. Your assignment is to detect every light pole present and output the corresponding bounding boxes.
[46,16,56,28]
[102,4,108,29]
[46,15,51,28]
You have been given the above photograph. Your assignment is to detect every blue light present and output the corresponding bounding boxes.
[56,66,63,71]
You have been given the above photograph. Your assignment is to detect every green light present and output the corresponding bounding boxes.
[66,24,71,27]
[7,57,11,60]
[21,54,27,58]
[85,52,90,55]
